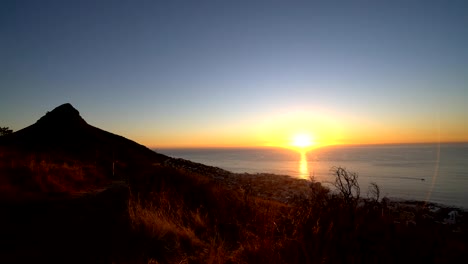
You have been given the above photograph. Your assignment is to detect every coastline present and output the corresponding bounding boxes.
[159,144,468,209]
[164,156,465,207]
[163,156,467,230]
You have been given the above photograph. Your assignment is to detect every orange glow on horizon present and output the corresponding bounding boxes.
[254,109,343,150]
[132,108,467,149]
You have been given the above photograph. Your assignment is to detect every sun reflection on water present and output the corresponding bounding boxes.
[299,151,309,179]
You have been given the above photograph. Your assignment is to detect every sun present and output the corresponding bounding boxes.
[291,133,315,149]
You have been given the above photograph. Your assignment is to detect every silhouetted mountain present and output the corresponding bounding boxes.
[0,103,168,165]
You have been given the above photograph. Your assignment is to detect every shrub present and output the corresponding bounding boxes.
[368,182,381,202]
[0,126,13,136]
[331,166,360,205]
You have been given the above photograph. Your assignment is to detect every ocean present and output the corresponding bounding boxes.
[158,143,468,208]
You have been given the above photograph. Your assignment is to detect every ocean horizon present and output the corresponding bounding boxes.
[158,143,468,209]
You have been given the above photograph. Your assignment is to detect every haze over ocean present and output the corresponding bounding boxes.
[160,143,468,208]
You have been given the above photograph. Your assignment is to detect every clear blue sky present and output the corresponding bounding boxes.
[1,0,467,147]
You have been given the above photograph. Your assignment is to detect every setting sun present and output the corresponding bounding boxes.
[255,110,343,149]
[291,133,315,149]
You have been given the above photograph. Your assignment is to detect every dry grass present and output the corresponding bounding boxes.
[125,165,468,264]
[2,148,467,263]
[0,147,108,200]
[126,166,294,263]
[128,192,204,249]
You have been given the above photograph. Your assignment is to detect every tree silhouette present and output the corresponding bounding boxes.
[0,126,13,136]
[331,166,360,205]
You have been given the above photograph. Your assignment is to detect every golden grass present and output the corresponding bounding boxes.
[126,166,294,263]
[2,147,467,263]
[124,165,468,264]
[0,148,108,199]
[128,192,203,248]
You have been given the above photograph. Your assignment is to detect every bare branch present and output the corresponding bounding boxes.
[331,166,360,204]
[368,182,380,202]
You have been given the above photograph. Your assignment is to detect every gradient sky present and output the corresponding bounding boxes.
[1,0,467,148]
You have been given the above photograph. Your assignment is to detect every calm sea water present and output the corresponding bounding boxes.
[158,144,468,208]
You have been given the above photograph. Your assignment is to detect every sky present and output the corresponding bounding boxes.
[1,0,467,148]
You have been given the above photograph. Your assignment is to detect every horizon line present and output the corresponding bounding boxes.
[152,141,468,150]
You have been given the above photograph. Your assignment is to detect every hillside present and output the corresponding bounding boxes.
[1,104,467,264]
[1,103,167,164]
[0,103,171,198]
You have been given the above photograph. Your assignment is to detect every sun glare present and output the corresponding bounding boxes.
[291,133,314,149]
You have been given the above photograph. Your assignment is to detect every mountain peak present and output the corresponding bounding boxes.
[51,103,78,114]
[36,103,87,127]
[1,102,167,165]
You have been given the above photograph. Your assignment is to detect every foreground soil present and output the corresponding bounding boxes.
[0,182,129,264]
